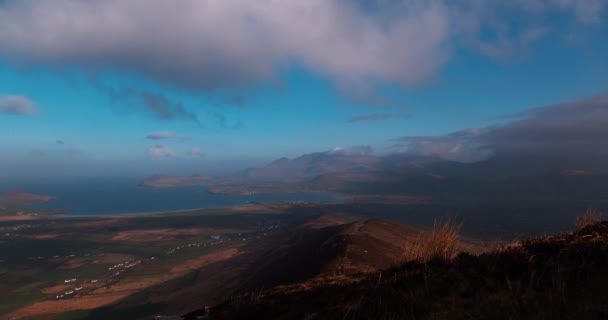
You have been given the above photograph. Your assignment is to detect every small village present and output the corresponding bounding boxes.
[0,223,33,237]
[0,212,289,320]
[41,221,285,302]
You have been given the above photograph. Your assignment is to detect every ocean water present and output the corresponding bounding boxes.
[0,177,340,216]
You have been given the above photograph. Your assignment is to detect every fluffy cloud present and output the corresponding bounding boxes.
[148,144,175,158]
[146,131,176,140]
[188,148,206,157]
[0,95,37,115]
[329,145,374,156]
[395,95,608,166]
[0,1,449,92]
[0,1,603,101]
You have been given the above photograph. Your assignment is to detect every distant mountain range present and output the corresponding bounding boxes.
[141,146,608,203]
[236,148,608,202]
[241,149,380,182]
[243,149,608,182]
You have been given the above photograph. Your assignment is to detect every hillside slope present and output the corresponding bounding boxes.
[191,222,608,320]
[237,219,424,288]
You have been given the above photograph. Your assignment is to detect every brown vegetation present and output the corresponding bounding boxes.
[227,218,480,295]
[575,208,603,232]
[0,215,35,221]
[170,248,239,274]
[200,221,608,320]
[40,284,72,295]
[404,217,463,263]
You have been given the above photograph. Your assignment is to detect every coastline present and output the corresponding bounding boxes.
[54,196,350,218]
[2,177,349,219]
[1,205,254,220]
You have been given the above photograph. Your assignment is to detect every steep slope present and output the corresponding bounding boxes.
[196,222,608,320]
[226,218,475,290]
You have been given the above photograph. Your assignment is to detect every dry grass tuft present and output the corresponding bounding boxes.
[575,208,603,232]
[405,217,462,263]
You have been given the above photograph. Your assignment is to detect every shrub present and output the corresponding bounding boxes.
[405,217,462,263]
[575,208,602,232]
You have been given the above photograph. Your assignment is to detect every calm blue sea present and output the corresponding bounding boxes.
[0,177,340,216]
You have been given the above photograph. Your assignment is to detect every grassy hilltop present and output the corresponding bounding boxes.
[197,216,608,320]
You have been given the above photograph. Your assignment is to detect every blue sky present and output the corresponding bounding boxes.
[0,0,606,177]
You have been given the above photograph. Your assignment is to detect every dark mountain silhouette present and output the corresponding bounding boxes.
[240,150,379,182]
[236,149,608,204]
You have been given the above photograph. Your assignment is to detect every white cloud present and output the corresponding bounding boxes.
[0,0,450,92]
[329,145,373,156]
[146,131,176,140]
[0,0,603,98]
[148,144,175,158]
[0,95,37,115]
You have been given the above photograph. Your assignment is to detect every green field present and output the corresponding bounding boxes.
[0,205,311,319]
